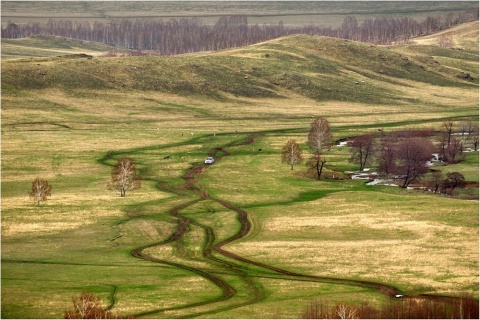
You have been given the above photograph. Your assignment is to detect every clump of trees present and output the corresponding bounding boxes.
[348,134,375,172]
[281,119,476,194]
[396,137,435,188]
[301,295,479,319]
[348,133,435,188]
[29,177,52,206]
[2,7,478,54]
[109,157,141,197]
[427,171,466,196]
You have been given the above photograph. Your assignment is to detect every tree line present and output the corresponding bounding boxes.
[281,118,478,195]
[2,7,478,55]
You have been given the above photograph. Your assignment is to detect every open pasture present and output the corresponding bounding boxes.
[2,1,478,27]
[2,21,479,318]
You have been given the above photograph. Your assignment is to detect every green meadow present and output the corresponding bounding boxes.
[1,20,479,318]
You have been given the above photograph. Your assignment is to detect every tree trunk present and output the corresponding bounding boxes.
[316,158,326,180]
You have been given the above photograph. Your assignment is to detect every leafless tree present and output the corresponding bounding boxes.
[471,124,479,151]
[335,303,358,319]
[444,120,454,138]
[396,137,434,188]
[281,139,303,170]
[2,9,478,50]
[446,137,464,163]
[307,117,333,155]
[109,157,141,197]
[378,135,397,177]
[348,134,376,171]
[307,117,333,179]
[460,121,474,136]
[64,292,125,319]
[29,177,52,206]
[438,34,453,48]
[443,172,466,195]
[430,171,444,194]
[306,152,327,180]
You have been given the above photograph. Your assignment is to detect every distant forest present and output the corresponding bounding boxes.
[2,8,478,55]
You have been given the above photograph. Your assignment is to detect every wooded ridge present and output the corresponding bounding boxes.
[2,8,478,55]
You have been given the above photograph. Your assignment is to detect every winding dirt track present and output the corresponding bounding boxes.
[129,133,464,318]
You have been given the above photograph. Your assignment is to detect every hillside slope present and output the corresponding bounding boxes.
[1,35,117,60]
[410,21,479,51]
[2,26,478,105]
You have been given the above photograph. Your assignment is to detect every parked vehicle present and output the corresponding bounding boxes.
[205,157,214,164]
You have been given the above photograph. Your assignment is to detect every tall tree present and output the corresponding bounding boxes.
[110,157,141,197]
[440,120,454,161]
[446,137,463,163]
[378,135,397,177]
[29,177,52,206]
[396,137,434,188]
[307,117,333,154]
[348,134,375,171]
[281,139,303,170]
[307,117,333,179]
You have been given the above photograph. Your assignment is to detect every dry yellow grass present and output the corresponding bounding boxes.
[410,21,479,50]
[227,191,478,295]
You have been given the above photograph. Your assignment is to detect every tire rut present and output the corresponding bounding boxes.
[130,134,266,317]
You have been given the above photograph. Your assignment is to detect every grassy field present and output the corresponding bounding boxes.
[2,1,478,27]
[1,20,479,319]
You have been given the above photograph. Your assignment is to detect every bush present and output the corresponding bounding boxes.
[64,292,128,319]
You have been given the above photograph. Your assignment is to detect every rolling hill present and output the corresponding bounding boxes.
[1,34,118,60]
[2,24,478,106]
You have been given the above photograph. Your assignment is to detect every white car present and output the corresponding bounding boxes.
[204,157,214,164]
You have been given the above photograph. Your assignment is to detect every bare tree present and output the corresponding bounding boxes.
[460,121,474,136]
[438,34,453,48]
[335,303,358,319]
[306,152,327,180]
[443,172,466,195]
[64,292,125,319]
[440,120,454,161]
[3,9,478,51]
[281,139,303,170]
[430,171,444,194]
[307,117,333,154]
[348,134,375,171]
[396,137,434,188]
[471,124,479,151]
[109,157,141,197]
[446,137,463,163]
[29,177,52,206]
[378,135,397,177]
[307,117,333,179]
